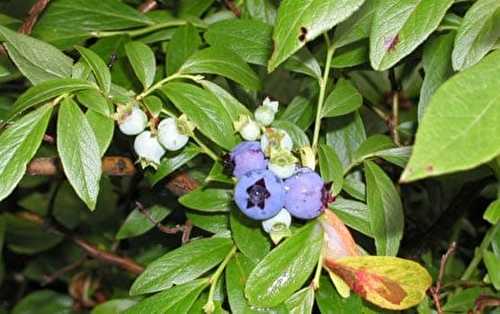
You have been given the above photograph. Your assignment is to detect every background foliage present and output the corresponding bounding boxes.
[0,0,499,313]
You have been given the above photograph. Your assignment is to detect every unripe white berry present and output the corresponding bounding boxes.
[269,162,296,179]
[262,208,292,233]
[119,106,147,135]
[255,106,275,126]
[134,131,165,165]
[240,120,261,141]
[157,118,189,151]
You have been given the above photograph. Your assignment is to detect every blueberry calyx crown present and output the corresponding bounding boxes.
[246,178,270,209]
[222,153,235,175]
[321,182,335,208]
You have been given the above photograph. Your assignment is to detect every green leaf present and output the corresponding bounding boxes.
[285,287,314,314]
[130,237,233,295]
[125,41,156,89]
[179,188,233,212]
[364,161,404,256]
[0,104,53,202]
[91,299,137,314]
[0,25,73,84]
[268,0,365,72]
[452,0,500,70]
[180,47,261,90]
[278,96,314,130]
[331,41,369,68]
[354,135,394,163]
[161,82,238,150]
[33,0,152,49]
[321,78,362,118]
[116,205,173,240]
[326,112,367,168]
[245,222,323,307]
[125,279,209,314]
[76,89,112,116]
[11,78,96,117]
[272,120,310,149]
[442,288,482,312]
[283,48,322,80]
[230,210,270,263]
[401,50,500,182]
[179,0,215,17]
[484,200,500,224]
[334,0,378,48]
[86,109,114,156]
[227,254,274,314]
[318,144,344,196]
[57,98,102,210]
[12,290,73,314]
[369,0,454,70]
[143,95,163,117]
[243,0,277,25]
[187,211,229,234]
[167,24,201,75]
[205,19,272,65]
[418,32,455,121]
[484,250,500,290]
[76,46,111,94]
[329,198,371,237]
[4,214,63,255]
[315,275,363,314]
[147,144,202,185]
[200,80,251,121]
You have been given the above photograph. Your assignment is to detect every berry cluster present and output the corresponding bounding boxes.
[116,106,189,167]
[228,98,334,242]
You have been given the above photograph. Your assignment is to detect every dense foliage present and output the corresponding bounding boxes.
[0,0,499,313]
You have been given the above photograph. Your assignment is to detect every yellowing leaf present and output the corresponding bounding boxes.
[326,256,432,310]
[320,210,360,260]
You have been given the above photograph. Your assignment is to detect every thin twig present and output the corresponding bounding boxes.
[18,0,51,35]
[41,258,85,286]
[223,0,241,17]
[27,156,136,176]
[136,201,184,235]
[182,220,193,244]
[430,242,457,314]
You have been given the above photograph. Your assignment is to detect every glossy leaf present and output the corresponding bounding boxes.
[268,0,365,71]
[86,109,114,156]
[279,96,314,130]
[179,188,233,212]
[92,299,137,314]
[77,89,112,116]
[370,0,454,70]
[76,46,111,94]
[315,275,363,314]
[484,200,500,224]
[161,82,238,150]
[0,25,72,84]
[243,0,277,24]
[318,144,344,196]
[326,112,367,168]
[230,210,270,263]
[452,0,500,70]
[283,48,322,80]
[326,256,432,310]
[130,237,233,295]
[125,41,156,89]
[365,161,404,256]
[11,78,96,117]
[334,0,378,48]
[205,19,272,65]
[186,211,229,234]
[0,105,53,202]
[284,287,314,314]
[321,78,362,118]
[116,205,173,240]
[418,32,455,121]
[148,144,201,185]
[125,279,209,314]
[57,98,102,210]
[331,42,369,68]
[180,47,261,90]
[167,24,201,75]
[245,222,323,307]
[320,210,360,261]
[329,198,371,237]
[401,50,500,182]
[200,80,251,121]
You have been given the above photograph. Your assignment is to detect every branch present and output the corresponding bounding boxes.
[18,0,51,35]
[138,0,158,13]
[18,212,144,275]
[27,156,136,176]
[429,242,457,314]
[223,0,241,17]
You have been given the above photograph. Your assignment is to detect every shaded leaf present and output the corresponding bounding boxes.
[322,78,362,118]
[329,198,371,237]
[230,210,270,263]
[334,0,378,48]
[148,144,202,185]
[318,144,344,196]
[167,24,201,75]
[179,188,233,212]
[116,205,173,240]
[125,41,156,89]
[12,290,73,314]
[365,161,404,256]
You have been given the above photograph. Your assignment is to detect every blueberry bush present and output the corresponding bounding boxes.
[0,0,499,313]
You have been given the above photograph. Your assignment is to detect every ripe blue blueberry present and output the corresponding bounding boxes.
[226,141,267,178]
[234,169,285,220]
[284,168,330,219]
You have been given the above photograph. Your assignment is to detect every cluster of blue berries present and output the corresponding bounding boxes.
[227,98,334,239]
